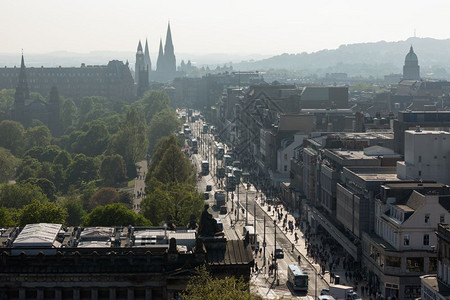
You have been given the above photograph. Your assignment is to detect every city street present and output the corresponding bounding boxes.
[191,118,329,299]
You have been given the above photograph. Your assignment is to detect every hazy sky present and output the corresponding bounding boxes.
[3,0,450,56]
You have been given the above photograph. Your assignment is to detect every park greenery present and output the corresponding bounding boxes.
[141,135,203,227]
[180,266,263,300]
[0,88,186,228]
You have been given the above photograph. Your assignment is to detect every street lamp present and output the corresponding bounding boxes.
[273,219,278,285]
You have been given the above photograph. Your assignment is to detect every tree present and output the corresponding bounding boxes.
[147,108,181,153]
[87,187,120,211]
[152,143,196,185]
[15,157,42,182]
[108,108,148,176]
[141,181,172,225]
[61,98,78,131]
[0,120,25,155]
[18,200,68,227]
[0,207,15,227]
[53,150,72,168]
[83,203,151,227]
[180,266,262,300]
[73,120,110,156]
[137,90,171,123]
[25,125,52,148]
[66,153,99,186]
[0,147,19,183]
[23,177,57,202]
[0,89,15,120]
[147,135,180,177]
[41,145,62,163]
[141,179,203,226]
[99,154,127,186]
[61,198,86,226]
[0,183,47,208]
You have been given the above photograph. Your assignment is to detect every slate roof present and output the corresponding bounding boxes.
[206,240,253,266]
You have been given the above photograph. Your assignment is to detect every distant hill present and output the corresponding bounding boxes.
[233,37,450,78]
[1,37,449,79]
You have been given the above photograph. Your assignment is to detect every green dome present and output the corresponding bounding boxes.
[405,46,418,64]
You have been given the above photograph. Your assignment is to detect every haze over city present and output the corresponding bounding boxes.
[3,0,450,56]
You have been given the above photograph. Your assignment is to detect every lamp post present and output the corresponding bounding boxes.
[263,216,266,269]
[274,219,278,284]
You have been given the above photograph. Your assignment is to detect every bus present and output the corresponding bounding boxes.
[223,155,233,166]
[226,173,236,192]
[216,145,224,160]
[201,160,209,176]
[287,264,308,292]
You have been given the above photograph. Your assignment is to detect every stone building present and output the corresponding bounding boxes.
[0,223,253,300]
[9,55,62,134]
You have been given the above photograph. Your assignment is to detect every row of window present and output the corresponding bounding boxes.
[403,234,429,246]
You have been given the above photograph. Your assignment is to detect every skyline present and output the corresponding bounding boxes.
[2,0,450,59]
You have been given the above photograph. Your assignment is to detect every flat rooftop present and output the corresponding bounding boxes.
[345,166,399,182]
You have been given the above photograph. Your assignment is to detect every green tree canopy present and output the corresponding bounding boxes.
[73,120,110,156]
[136,90,171,123]
[99,154,127,186]
[0,183,47,208]
[141,179,203,226]
[66,153,99,186]
[147,108,181,153]
[18,200,68,227]
[25,125,52,148]
[53,150,72,168]
[83,203,150,227]
[87,187,120,211]
[0,120,25,156]
[23,177,57,202]
[0,89,15,120]
[107,108,148,176]
[61,198,86,226]
[15,156,42,182]
[180,266,262,300]
[61,98,78,131]
[147,135,180,177]
[0,207,15,227]
[152,143,196,185]
[0,147,19,183]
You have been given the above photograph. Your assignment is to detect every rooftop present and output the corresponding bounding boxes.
[12,223,62,248]
[345,166,399,182]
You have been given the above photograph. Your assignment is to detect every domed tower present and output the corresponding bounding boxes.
[403,46,420,80]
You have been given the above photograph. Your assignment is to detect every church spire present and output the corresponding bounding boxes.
[144,38,151,71]
[13,53,29,124]
[137,40,143,52]
[164,22,174,55]
[156,38,164,72]
[18,54,29,93]
[16,53,30,102]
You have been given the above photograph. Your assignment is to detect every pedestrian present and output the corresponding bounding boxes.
[291,243,295,252]
[297,255,301,264]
